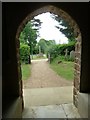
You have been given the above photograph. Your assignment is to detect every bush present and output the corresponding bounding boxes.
[47,41,76,62]
[20,43,30,64]
[56,55,74,62]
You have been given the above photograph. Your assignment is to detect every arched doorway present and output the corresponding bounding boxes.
[3,3,89,118]
[16,5,82,110]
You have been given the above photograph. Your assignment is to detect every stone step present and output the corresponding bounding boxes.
[78,93,88,118]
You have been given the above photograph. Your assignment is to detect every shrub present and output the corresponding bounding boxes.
[20,43,30,64]
[47,41,76,62]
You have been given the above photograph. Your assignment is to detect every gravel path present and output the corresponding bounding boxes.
[23,59,73,89]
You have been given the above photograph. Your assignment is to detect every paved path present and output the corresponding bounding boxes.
[23,86,73,106]
[22,59,80,118]
[23,59,73,89]
[23,103,81,118]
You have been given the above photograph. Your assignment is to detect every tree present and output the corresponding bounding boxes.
[45,40,56,46]
[31,18,42,37]
[38,39,56,55]
[19,31,25,44]
[50,13,75,42]
[19,18,42,61]
[19,21,37,60]
[38,39,47,54]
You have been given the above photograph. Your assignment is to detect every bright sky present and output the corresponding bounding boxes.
[34,12,68,44]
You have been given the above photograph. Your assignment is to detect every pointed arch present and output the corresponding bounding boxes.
[15,5,82,108]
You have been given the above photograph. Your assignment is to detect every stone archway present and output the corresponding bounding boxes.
[15,5,82,109]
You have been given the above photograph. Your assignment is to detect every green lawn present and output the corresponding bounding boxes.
[50,56,74,81]
[21,64,31,80]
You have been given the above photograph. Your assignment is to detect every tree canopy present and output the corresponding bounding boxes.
[19,18,42,54]
[38,39,56,54]
[50,13,75,42]
[19,18,42,62]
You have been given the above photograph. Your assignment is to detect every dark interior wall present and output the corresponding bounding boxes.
[80,7,89,92]
[2,2,89,113]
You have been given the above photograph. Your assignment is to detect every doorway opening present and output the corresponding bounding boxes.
[16,5,82,118]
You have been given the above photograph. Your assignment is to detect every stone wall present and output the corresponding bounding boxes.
[73,34,81,107]
[15,36,24,111]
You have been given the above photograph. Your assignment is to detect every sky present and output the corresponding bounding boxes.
[34,12,68,44]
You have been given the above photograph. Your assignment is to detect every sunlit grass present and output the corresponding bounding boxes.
[50,56,74,80]
[21,64,31,80]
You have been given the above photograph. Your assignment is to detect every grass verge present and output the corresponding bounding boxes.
[50,56,74,81]
[21,64,31,80]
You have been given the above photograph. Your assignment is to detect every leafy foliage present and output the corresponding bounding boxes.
[38,39,56,54]
[19,32,25,44]
[50,13,75,42]
[47,41,76,62]
[20,43,30,64]
[31,18,42,37]
[19,18,42,62]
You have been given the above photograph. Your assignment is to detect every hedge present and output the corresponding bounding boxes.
[47,41,76,62]
[20,43,30,64]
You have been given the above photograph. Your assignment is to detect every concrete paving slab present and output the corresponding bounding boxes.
[78,93,88,118]
[62,103,81,118]
[22,104,81,118]
[24,94,60,107]
[33,105,67,118]
[24,87,54,96]
[23,86,73,107]
[23,105,67,118]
